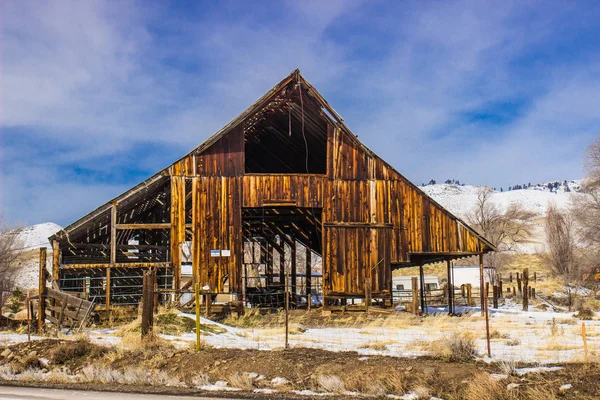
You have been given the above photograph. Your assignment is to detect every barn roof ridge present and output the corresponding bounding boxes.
[50,69,495,252]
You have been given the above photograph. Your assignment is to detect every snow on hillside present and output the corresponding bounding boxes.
[14,222,62,251]
[3,223,62,290]
[420,181,581,254]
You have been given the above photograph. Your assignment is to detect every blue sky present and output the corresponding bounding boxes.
[2,0,600,227]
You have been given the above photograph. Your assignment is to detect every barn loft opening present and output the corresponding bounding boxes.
[244,83,328,174]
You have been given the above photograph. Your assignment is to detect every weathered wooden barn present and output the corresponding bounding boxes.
[48,70,494,311]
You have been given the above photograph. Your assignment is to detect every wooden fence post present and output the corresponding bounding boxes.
[517,273,522,295]
[141,270,154,337]
[466,284,472,307]
[38,247,47,332]
[411,277,419,315]
[509,272,512,283]
[532,288,536,299]
[522,268,529,311]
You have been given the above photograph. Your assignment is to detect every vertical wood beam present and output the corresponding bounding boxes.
[447,258,453,315]
[108,204,117,312]
[38,247,47,331]
[419,263,426,314]
[267,243,273,288]
[479,253,484,315]
[279,237,285,285]
[306,243,312,310]
[191,177,199,285]
[171,176,186,292]
[51,240,60,281]
[291,236,297,297]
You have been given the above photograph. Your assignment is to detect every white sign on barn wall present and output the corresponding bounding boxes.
[210,249,231,257]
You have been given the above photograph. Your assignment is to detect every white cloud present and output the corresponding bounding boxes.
[1,0,600,226]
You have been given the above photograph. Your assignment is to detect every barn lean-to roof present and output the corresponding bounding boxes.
[50,69,495,253]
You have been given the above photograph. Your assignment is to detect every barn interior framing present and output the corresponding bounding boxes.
[49,70,495,313]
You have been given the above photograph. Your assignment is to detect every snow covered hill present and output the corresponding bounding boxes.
[5,223,62,290]
[14,222,62,251]
[420,180,581,253]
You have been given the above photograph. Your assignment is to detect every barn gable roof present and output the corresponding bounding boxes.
[50,70,495,253]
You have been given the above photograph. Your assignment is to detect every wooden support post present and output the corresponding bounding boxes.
[141,271,154,337]
[153,266,159,314]
[509,272,512,283]
[364,278,371,313]
[279,237,285,285]
[170,176,185,294]
[285,271,289,349]
[306,244,312,311]
[534,271,537,282]
[51,240,60,281]
[532,288,536,299]
[191,177,199,286]
[419,264,426,313]
[195,282,201,350]
[447,258,453,315]
[461,284,466,298]
[522,268,529,311]
[205,293,211,319]
[108,204,117,314]
[38,247,47,331]
[26,290,31,341]
[266,243,273,288]
[484,283,491,357]
[466,284,473,307]
[517,272,522,295]
[291,236,297,300]
[479,253,484,315]
[411,277,419,315]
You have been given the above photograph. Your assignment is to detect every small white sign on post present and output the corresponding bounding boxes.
[221,249,231,257]
[210,250,220,257]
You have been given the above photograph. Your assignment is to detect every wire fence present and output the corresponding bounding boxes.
[181,290,598,365]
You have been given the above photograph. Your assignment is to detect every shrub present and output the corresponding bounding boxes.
[227,372,255,390]
[574,307,594,320]
[50,338,97,364]
[427,332,476,362]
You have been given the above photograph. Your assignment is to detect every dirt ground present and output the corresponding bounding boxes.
[0,338,599,399]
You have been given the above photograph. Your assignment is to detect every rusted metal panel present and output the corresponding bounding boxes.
[242,174,325,208]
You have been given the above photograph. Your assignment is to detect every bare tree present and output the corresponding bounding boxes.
[465,187,536,280]
[544,204,577,278]
[0,219,22,308]
[572,136,600,256]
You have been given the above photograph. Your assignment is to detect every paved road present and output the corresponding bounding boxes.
[0,386,244,400]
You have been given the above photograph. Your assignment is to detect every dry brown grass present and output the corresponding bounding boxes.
[227,371,255,390]
[50,337,103,365]
[316,374,346,393]
[464,373,513,400]
[425,332,476,361]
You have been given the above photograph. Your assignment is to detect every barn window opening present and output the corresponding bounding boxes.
[244,83,328,174]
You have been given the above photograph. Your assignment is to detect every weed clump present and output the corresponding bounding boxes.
[50,337,102,365]
[426,332,476,362]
